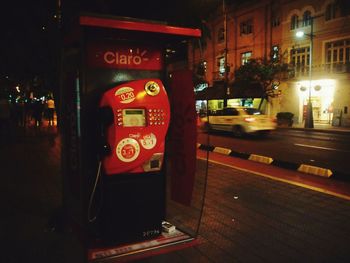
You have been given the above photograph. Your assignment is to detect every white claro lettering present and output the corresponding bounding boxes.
[103,50,147,66]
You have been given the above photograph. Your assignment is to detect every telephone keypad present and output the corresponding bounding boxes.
[148,109,166,126]
[115,108,166,126]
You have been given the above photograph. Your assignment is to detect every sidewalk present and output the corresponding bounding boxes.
[1,124,350,263]
[285,122,350,134]
[0,124,83,263]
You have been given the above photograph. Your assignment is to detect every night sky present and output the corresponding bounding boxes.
[0,0,223,89]
[0,1,57,83]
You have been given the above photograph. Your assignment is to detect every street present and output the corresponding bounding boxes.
[197,128,350,176]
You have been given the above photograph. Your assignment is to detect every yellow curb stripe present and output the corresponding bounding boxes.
[248,154,273,164]
[213,147,231,155]
[297,164,333,178]
[198,156,350,201]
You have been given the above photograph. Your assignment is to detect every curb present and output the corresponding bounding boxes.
[197,143,348,180]
[281,127,350,135]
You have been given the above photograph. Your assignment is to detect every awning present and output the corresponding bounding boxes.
[195,81,264,100]
[230,81,264,98]
[195,85,226,100]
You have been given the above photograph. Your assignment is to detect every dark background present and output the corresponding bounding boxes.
[0,0,223,85]
[0,0,245,102]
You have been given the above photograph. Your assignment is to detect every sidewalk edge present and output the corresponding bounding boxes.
[197,144,349,181]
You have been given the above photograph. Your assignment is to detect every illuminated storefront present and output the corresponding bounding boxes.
[296,79,335,124]
[195,98,263,114]
[195,83,265,114]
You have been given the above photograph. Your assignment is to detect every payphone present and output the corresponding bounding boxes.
[99,78,170,175]
[89,78,170,244]
[60,13,202,260]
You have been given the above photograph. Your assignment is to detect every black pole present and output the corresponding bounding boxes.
[304,16,314,128]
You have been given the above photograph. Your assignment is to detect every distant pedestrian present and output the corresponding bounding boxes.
[33,100,44,127]
[46,97,55,126]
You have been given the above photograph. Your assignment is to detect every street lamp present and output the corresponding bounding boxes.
[296,16,314,128]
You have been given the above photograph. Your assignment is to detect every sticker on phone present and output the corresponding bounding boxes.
[139,133,157,150]
[116,138,140,162]
[115,87,135,104]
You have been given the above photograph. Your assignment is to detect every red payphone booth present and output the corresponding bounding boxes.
[60,14,207,262]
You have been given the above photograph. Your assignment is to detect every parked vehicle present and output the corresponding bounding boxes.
[199,107,277,137]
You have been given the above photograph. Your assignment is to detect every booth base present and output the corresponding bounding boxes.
[87,228,198,262]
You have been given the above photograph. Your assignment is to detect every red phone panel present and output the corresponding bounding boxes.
[99,79,170,175]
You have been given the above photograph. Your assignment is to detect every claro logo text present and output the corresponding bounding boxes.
[103,48,149,66]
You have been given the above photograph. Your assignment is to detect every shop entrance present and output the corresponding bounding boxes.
[298,79,335,124]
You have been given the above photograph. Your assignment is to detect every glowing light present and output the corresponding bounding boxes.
[296,31,305,38]
[297,79,335,108]
[297,79,335,91]
[244,117,255,122]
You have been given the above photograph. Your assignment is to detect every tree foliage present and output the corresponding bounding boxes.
[233,58,290,104]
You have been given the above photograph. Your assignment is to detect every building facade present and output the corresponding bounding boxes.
[190,0,350,126]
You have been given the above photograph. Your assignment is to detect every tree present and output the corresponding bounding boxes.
[233,58,290,110]
[191,20,211,89]
[193,61,206,86]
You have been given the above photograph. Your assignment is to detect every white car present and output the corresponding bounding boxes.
[200,107,277,137]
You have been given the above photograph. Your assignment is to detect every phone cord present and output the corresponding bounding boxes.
[88,161,102,223]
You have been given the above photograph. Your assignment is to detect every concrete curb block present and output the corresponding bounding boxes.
[197,143,342,179]
[297,164,333,178]
[213,147,232,155]
[248,154,273,165]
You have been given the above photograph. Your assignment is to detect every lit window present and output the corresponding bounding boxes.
[325,38,350,72]
[218,56,226,76]
[290,47,309,75]
[291,15,299,30]
[271,45,279,62]
[241,51,252,65]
